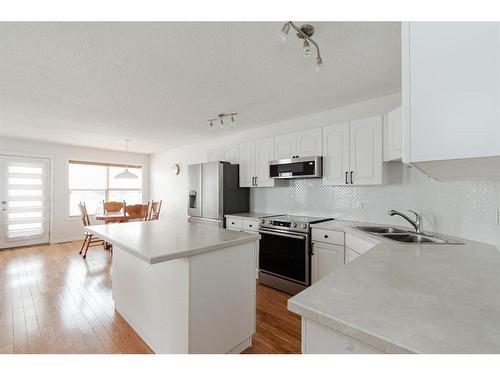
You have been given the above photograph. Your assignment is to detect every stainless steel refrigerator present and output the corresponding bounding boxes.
[187,161,249,227]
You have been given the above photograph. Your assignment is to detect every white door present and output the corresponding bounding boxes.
[322,122,350,185]
[255,137,275,187]
[0,155,50,249]
[207,148,221,162]
[220,145,239,164]
[349,116,383,185]
[297,128,322,157]
[239,141,256,187]
[274,133,297,159]
[311,242,345,283]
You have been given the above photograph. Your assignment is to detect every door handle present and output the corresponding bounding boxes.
[252,177,256,186]
[255,176,258,186]
[350,171,354,184]
[345,172,348,184]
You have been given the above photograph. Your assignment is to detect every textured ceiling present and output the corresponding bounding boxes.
[0,22,401,153]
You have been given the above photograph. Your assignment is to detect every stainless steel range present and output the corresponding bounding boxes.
[258,215,333,295]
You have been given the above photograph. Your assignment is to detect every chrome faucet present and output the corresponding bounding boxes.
[388,210,423,233]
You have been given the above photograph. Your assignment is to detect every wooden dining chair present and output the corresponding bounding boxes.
[78,202,104,259]
[103,200,125,213]
[148,200,162,221]
[125,203,150,221]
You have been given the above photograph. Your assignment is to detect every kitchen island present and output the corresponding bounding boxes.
[86,220,260,354]
[288,220,500,353]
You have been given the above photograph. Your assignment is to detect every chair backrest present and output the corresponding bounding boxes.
[148,200,162,220]
[103,200,125,213]
[125,203,150,221]
[78,202,91,226]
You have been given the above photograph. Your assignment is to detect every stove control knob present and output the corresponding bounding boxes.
[292,223,297,228]
[267,220,272,224]
[261,219,265,224]
[301,224,307,229]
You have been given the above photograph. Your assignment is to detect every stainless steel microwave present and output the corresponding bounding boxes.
[269,156,322,179]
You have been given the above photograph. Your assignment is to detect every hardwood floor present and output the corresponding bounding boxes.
[0,241,301,354]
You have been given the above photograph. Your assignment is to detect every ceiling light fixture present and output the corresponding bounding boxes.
[277,22,323,71]
[115,139,138,179]
[207,113,238,130]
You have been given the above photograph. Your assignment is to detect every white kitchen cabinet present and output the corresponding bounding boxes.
[322,122,350,185]
[302,318,382,354]
[274,133,297,159]
[220,145,239,164]
[383,107,402,161]
[207,148,221,162]
[254,137,275,187]
[225,215,260,279]
[239,137,275,187]
[402,22,500,179]
[274,128,322,160]
[345,248,360,264]
[239,141,256,187]
[311,241,345,284]
[323,116,382,186]
[349,116,383,185]
[297,128,322,157]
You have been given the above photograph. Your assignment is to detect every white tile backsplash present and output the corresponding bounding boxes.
[251,162,500,249]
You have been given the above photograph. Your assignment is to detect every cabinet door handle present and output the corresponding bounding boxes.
[252,177,255,186]
[350,171,354,184]
[345,172,348,184]
[255,176,258,186]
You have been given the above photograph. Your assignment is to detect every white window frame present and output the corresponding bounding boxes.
[67,160,143,218]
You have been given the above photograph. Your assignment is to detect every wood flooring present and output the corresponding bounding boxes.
[0,241,300,354]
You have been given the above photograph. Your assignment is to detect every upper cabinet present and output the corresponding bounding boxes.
[239,137,275,187]
[383,107,402,162]
[403,22,500,180]
[220,145,239,164]
[274,128,322,159]
[207,148,221,162]
[323,116,383,186]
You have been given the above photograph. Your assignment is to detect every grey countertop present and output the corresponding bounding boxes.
[86,220,260,265]
[224,212,278,220]
[288,220,500,353]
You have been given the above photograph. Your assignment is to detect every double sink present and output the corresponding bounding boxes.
[355,226,464,244]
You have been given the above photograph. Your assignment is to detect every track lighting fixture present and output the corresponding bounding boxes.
[207,113,238,129]
[277,22,323,71]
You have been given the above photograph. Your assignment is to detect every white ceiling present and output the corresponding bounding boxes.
[0,22,401,154]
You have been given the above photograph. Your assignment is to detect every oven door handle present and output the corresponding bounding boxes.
[259,229,307,240]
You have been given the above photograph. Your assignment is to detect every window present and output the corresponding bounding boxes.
[68,160,142,217]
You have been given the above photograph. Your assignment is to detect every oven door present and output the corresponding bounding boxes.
[259,228,310,285]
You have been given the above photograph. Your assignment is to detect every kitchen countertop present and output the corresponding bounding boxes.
[86,220,260,265]
[224,212,278,220]
[288,220,500,353]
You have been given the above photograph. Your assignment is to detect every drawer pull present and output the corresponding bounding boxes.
[249,224,253,227]
[324,234,329,239]
[232,222,235,225]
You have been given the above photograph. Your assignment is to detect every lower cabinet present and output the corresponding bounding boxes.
[345,248,360,264]
[302,318,382,354]
[311,241,345,284]
[226,216,259,279]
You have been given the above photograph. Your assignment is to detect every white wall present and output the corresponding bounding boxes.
[0,137,150,243]
[151,92,500,249]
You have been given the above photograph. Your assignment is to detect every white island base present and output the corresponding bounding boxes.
[112,242,256,354]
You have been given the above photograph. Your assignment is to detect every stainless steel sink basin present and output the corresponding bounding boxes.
[381,233,448,244]
[355,226,407,234]
[355,226,464,244]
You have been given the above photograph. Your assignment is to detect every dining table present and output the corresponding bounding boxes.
[95,212,129,224]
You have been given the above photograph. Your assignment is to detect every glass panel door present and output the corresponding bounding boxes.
[0,155,50,248]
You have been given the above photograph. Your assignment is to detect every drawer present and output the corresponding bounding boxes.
[226,218,242,230]
[241,219,258,232]
[312,228,344,245]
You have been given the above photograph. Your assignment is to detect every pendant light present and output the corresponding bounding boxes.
[115,139,138,179]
